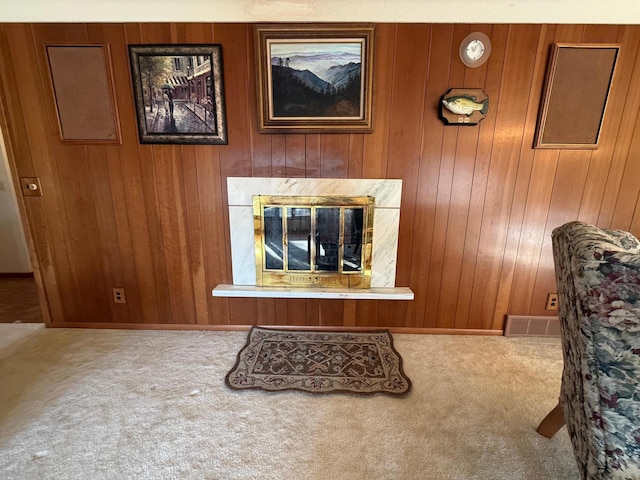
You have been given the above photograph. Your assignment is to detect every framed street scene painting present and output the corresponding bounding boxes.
[128,44,227,145]
[255,24,375,133]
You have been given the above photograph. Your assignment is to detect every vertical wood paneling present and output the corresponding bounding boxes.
[197,143,230,325]
[348,134,364,179]
[49,23,115,323]
[619,125,640,230]
[362,23,395,179]
[153,20,194,322]
[608,30,640,230]
[498,24,562,319]
[155,145,198,324]
[579,26,640,226]
[213,23,255,326]
[526,26,618,317]
[181,144,209,325]
[86,24,140,324]
[440,23,490,328]
[136,24,175,323]
[285,135,305,176]
[380,24,430,327]
[184,24,229,326]
[436,24,475,329]
[115,24,163,324]
[271,135,286,175]
[320,135,350,178]
[424,24,460,329]
[467,24,542,330]
[528,151,590,316]
[85,145,130,324]
[18,24,85,323]
[0,24,63,324]
[305,134,321,178]
[356,24,396,328]
[454,24,509,329]
[406,23,453,329]
[4,22,640,332]
[493,25,585,327]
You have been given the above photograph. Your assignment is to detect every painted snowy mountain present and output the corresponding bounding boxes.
[271,52,360,82]
[284,67,331,93]
[324,62,361,90]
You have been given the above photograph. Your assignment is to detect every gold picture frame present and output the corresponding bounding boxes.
[254,24,375,133]
[534,43,620,149]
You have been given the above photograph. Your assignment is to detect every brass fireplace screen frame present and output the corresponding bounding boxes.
[253,195,374,288]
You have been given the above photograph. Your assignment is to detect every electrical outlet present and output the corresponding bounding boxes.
[545,293,558,311]
[112,288,126,304]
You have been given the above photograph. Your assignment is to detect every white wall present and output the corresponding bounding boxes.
[0,129,31,273]
[0,0,639,24]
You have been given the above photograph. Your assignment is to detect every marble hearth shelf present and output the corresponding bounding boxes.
[212,285,414,300]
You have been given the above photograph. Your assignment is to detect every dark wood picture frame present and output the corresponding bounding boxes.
[255,24,374,133]
[128,44,227,145]
[46,44,122,144]
[534,43,620,149]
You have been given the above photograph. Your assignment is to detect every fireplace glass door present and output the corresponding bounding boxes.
[254,196,374,288]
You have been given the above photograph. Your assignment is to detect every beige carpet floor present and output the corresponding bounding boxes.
[0,324,577,479]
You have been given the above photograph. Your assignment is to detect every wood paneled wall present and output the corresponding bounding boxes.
[2,23,640,332]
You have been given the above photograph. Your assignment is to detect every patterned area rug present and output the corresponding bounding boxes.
[225,327,411,396]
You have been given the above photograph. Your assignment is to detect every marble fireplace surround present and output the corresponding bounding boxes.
[212,178,414,300]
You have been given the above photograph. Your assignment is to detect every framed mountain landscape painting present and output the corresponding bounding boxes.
[255,24,374,133]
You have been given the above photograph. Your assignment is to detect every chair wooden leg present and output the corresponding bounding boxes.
[537,402,565,438]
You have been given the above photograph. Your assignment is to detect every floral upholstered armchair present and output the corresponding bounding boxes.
[537,221,640,479]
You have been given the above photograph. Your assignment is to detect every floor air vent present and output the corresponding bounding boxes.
[504,315,561,337]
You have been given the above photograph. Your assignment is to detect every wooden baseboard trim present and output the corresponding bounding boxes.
[0,272,34,278]
[50,322,252,331]
[48,322,503,335]
[389,327,503,335]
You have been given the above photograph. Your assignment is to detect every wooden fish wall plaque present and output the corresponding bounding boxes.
[440,88,489,125]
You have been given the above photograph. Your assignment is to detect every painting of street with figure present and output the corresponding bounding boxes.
[128,45,227,144]
[268,40,365,119]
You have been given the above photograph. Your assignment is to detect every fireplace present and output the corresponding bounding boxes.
[254,194,374,288]
[213,178,413,300]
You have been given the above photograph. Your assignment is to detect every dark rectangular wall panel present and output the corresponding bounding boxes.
[46,44,121,143]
